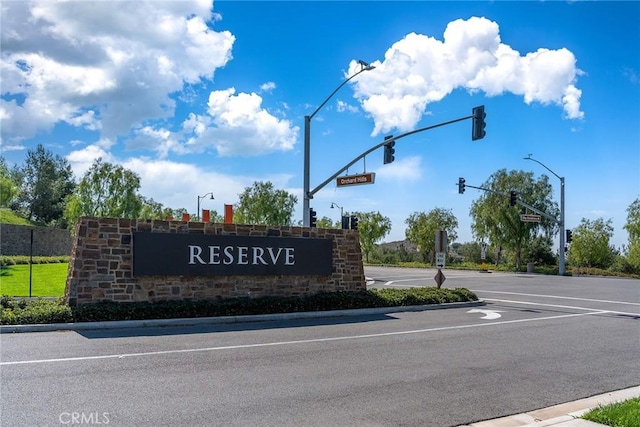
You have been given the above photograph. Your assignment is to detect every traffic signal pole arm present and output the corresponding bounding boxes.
[464,183,560,224]
[309,114,473,199]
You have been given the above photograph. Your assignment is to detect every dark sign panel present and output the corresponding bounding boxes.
[133,232,333,276]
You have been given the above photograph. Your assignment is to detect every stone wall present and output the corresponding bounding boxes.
[1,224,73,256]
[65,217,365,306]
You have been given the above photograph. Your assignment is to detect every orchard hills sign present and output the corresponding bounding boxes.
[133,232,333,276]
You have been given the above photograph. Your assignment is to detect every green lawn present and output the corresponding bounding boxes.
[0,263,68,297]
[582,397,640,427]
[0,208,32,225]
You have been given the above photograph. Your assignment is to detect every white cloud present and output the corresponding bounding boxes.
[0,0,234,141]
[349,16,584,135]
[260,82,276,93]
[336,100,359,114]
[375,156,423,182]
[203,88,299,156]
[66,143,114,179]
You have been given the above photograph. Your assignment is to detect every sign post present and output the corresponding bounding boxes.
[434,230,447,288]
[480,242,488,272]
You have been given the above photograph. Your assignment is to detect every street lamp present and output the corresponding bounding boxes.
[303,60,375,226]
[330,202,344,218]
[524,155,566,275]
[197,192,214,220]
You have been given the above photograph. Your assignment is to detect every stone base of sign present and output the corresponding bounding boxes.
[64,217,365,306]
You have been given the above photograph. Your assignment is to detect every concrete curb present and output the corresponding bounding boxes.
[459,385,640,427]
[0,299,485,333]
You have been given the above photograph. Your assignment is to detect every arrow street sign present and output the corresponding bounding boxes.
[467,309,503,320]
[520,214,541,223]
[336,173,376,187]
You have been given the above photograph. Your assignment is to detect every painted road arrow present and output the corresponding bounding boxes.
[467,309,504,320]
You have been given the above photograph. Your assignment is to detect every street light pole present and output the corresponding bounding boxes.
[303,60,375,226]
[196,192,214,220]
[524,155,565,275]
[330,202,344,218]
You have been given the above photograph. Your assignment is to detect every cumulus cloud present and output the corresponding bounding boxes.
[348,16,584,136]
[0,0,234,142]
[375,156,423,182]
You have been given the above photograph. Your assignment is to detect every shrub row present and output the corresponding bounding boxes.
[0,287,478,325]
[0,256,70,266]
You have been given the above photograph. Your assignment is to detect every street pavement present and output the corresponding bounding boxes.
[1,267,638,426]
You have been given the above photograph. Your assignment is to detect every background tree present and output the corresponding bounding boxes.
[234,181,297,225]
[524,235,556,266]
[352,211,392,263]
[0,157,20,208]
[624,198,640,271]
[405,208,458,264]
[469,169,558,269]
[316,216,337,228]
[15,144,75,227]
[568,217,616,268]
[64,158,143,228]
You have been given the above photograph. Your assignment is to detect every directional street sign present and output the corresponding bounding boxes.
[520,214,541,223]
[435,252,446,269]
[336,173,376,187]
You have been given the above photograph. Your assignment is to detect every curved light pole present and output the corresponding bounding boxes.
[524,155,566,275]
[330,202,344,218]
[303,60,375,226]
[197,192,215,220]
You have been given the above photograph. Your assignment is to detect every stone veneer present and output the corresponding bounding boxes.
[64,217,365,306]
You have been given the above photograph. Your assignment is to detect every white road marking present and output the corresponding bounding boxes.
[467,309,503,320]
[1,310,606,367]
[471,290,640,306]
[483,298,640,317]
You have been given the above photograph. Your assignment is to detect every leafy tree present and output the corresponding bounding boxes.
[469,169,558,269]
[624,198,640,270]
[405,208,458,264]
[234,181,297,225]
[14,145,75,227]
[568,217,616,268]
[352,211,392,263]
[524,235,556,266]
[316,216,338,228]
[0,157,20,208]
[64,158,143,228]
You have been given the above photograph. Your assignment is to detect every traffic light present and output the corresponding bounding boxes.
[458,177,466,194]
[309,208,317,228]
[566,229,573,243]
[509,191,517,206]
[350,215,358,230]
[341,215,350,230]
[472,105,486,141]
[383,135,395,164]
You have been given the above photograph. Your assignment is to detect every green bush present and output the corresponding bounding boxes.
[0,287,479,325]
[0,256,70,267]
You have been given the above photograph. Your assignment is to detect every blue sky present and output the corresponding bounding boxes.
[1,1,639,249]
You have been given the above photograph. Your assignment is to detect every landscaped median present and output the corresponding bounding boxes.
[0,287,480,330]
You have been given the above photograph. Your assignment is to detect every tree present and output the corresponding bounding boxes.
[316,216,337,228]
[469,169,558,269]
[569,217,616,268]
[352,211,392,263]
[405,208,458,264]
[624,198,640,270]
[15,144,75,227]
[234,181,297,226]
[0,157,20,208]
[64,158,143,228]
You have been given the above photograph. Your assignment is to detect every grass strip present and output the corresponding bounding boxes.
[0,263,68,297]
[582,397,640,427]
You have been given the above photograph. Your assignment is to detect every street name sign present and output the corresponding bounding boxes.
[336,173,376,187]
[520,214,541,223]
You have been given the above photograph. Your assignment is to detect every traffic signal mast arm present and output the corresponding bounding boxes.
[464,183,560,224]
[309,113,474,199]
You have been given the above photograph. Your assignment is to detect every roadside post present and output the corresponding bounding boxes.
[434,230,447,288]
[480,242,488,272]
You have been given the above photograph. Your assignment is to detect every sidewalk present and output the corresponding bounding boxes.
[459,386,640,427]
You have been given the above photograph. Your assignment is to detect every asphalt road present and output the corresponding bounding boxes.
[1,267,638,427]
